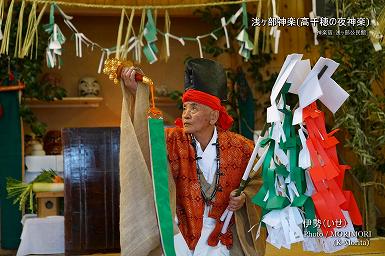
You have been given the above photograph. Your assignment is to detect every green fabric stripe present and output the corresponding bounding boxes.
[148,118,175,256]
[0,91,22,249]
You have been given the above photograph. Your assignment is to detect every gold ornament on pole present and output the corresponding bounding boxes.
[103,57,161,118]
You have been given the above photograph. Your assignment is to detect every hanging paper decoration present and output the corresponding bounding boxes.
[221,17,230,49]
[43,4,66,68]
[0,1,287,69]
[196,35,204,58]
[269,0,281,54]
[236,29,254,61]
[235,2,254,61]
[0,0,15,55]
[251,54,362,253]
[143,9,158,64]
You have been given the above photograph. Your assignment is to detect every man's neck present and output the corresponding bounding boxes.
[194,126,215,151]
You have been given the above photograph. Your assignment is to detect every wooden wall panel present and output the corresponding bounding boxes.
[63,128,120,255]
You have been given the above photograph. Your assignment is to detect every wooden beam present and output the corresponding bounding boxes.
[0,83,25,92]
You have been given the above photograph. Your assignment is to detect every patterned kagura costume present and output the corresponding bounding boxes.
[166,127,254,250]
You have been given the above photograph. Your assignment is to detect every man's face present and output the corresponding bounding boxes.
[182,101,215,135]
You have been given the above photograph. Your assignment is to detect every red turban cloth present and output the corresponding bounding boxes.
[174,89,233,130]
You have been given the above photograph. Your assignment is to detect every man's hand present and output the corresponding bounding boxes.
[121,66,139,94]
[227,189,246,211]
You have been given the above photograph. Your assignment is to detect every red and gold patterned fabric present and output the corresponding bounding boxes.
[166,127,254,250]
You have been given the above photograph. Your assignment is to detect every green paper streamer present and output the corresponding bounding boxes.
[143,9,158,63]
[304,198,317,234]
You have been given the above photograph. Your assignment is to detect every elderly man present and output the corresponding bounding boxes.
[122,58,265,256]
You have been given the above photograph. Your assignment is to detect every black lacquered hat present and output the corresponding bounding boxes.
[184,58,227,101]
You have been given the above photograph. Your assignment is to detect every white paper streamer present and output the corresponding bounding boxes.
[268,54,303,123]
[55,4,73,20]
[168,33,185,46]
[263,207,305,249]
[126,36,138,53]
[63,19,78,33]
[75,33,84,57]
[98,50,106,74]
[292,57,348,125]
[221,17,230,48]
[230,7,243,24]
[298,128,311,169]
[252,147,268,172]
[196,36,203,58]
[274,141,289,165]
[46,48,55,67]
[304,169,315,196]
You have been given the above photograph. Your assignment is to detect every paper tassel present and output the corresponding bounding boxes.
[236,29,254,61]
[235,3,254,60]
[43,4,66,68]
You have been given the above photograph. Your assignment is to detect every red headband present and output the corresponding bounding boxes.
[175,89,233,130]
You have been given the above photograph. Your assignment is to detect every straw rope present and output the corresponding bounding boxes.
[24,0,259,10]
